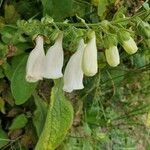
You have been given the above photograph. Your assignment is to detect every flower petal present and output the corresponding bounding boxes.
[26,36,45,82]
[63,39,85,93]
[82,31,98,76]
[43,33,64,79]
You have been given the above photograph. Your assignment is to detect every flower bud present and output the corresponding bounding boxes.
[122,37,138,54]
[43,32,64,79]
[26,35,45,82]
[82,31,98,76]
[118,31,138,54]
[105,46,120,67]
[63,39,85,93]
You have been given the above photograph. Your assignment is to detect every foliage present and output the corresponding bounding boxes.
[0,0,150,150]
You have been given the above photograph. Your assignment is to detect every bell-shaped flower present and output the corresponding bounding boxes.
[82,31,98,76]
[105,46,120,67]
[42,33,64,79]
[26,35,45,82]
[63,39,85,93]
[122,37,138,54]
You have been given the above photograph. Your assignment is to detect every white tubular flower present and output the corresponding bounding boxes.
[122,37,138,54]
[26,35,45,82]
[63,39,85,93]
[82,31,98,76]
[43,33,64,79]
[105,46,120,67]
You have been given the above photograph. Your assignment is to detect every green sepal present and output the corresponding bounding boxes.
[87,30,95,41]
[117,30,131,44]
[103,34,118,49]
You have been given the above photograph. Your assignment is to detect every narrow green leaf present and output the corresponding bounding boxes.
[0,127,9,149]
[41,0,73,20]
[98,0,108,18]
[35,80,74,150]
[0,0,3,7]
[11,55,37,105]
[33,93,48,137]
[9,114,28,130]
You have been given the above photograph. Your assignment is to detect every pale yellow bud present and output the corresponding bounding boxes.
[122,37,138,54]
[105,46,120,67]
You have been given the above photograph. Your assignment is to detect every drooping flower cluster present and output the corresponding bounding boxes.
[104,31,138,67]
[26,29,139,92]
[26,31,98,92]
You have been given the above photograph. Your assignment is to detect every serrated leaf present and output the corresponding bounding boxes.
[41,0,73,20]
[9,114,28,130]
[35,80,74,150]
[0,127,9,149]
[11,55,37,105]
[33,93,48,137]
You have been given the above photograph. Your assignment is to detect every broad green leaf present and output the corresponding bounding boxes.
[0,127,9,149]
[33,93,48,137]
[35,80,74,150]
[41,0,73,20]
[9,114,28,130]
[72,1,91,18]
[3,54,26,81]
[11,55,37,105]
[98,0,117,19]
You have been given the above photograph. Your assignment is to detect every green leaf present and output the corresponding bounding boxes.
[3,54,27,81]
[35,80,74,150]
[4,4,20,24]
[83,140,93,150]
[0,127,9,149]
[0,67,4,79]
[33,93,48,137]
[98,0,108,18]
[11,55,37,105]
[113,6,127,20]
[9,114,28,130]
[0,97,5,114]
[0,0,3,7]
[41,0,73,20]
